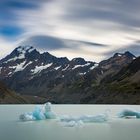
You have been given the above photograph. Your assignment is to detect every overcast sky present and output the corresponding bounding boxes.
[0,0,140,62]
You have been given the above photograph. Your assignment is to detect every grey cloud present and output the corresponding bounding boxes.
[20,35,106,51]
[60,0,140,28]
[21,35,66,50]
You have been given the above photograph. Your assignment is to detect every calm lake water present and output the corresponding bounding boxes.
[0,105,140,140]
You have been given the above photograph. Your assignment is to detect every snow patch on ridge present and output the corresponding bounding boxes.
[6,54,25,63]
[17,46,35,53]
[89,63,98,70]
[72,63,91,70]
[9,61,33,73]
[62,65,69,71]
[79,72,87,75]
[54,66,61,70]
[9,61,26,72]
[4,46,35,63]
[31,63,53,74]
[24,61,33,67]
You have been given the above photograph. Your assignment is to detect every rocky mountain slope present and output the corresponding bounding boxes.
[0,46,139,104]
[0,81,27,104]
[78,57,140,104]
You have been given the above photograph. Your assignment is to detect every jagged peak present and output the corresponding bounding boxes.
[113,53,122,57]
[71,57,86,62]
[124,51,136,58]
[59,57,69,61]
[113,51,135,58]
[16,46,36,54]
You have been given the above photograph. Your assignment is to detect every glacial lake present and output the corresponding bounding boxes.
[0,105,140,140]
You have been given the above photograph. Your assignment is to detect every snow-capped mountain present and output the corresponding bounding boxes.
[0,46,96,93]
[0,46,96,79]
[0,45,138,104]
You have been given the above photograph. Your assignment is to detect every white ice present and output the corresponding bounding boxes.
[59,113,109,127]
[60,114,108,123]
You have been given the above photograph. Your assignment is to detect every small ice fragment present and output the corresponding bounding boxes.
[44,102,56,119]
[19,112,35,121]
[118,109,140,118]
[64,121,77,127]
[64,120,83,127]
[60,115,79,122]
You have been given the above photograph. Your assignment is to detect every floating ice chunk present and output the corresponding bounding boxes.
[64,121,77,127]
[79,114,108,123]
[60,113,108,124]
[64,120,84,127]
[44,102,56,119]
[32,106,46,120]
[60,113,108,127]
[19,112,36,121]
[60,115,80,122]
[19,102,56,121]
[45,102,51,112]
[118,109,140,119]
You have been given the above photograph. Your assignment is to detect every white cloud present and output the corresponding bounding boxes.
[0,0,140,61]
[0,37,16,59]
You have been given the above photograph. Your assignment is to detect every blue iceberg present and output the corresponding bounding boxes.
[19,102,56,121]
[118,109,140,119]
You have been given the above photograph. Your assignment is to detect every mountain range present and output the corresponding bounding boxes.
[0,46,139,104]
